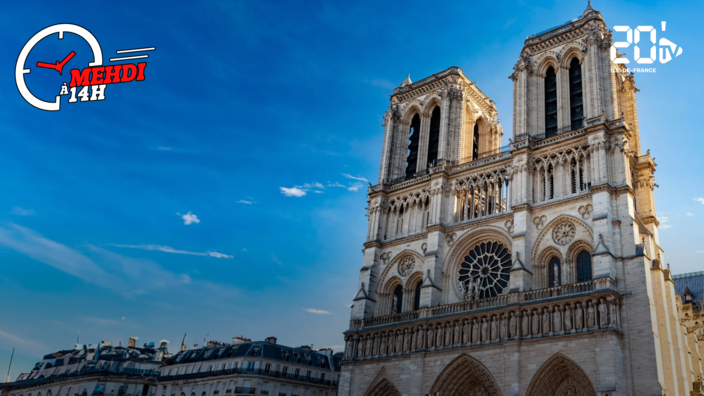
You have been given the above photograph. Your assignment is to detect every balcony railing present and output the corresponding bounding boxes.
[2,367,159,389]
[261,391,269,395]
[349,277,616,330]
[234,388,255,395]
[158,368,333,387]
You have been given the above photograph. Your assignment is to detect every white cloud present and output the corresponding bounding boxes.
[304,308,333,315]
[342,173,369,183]
[347,183,364,192]
[10,207,35,216]
[280,187,307,197]
[696,250,704,254]
[237,198,255,204]
[111,244,233,259]
[694,198,704,205]
[662,225,672,229]
[0,328,49,355]
[177,211,200,225]
[327,182,345,188]
[660,216,669,223]
[241,248,247,252]
[687,212,695,216]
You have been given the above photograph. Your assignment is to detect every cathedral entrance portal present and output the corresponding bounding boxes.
[429,355,501,396]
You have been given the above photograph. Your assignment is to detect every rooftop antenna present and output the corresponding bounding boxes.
[5,348,14,383]
[204,333,209,344]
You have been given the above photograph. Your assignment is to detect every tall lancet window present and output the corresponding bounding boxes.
[427,107,441,167]
[472,123,479,161]
[569,58,584,130]
[544,66,558,138]
[405,114,421,180]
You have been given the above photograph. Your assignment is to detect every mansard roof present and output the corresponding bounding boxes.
[673,271,704,304]
[165,341,342,371]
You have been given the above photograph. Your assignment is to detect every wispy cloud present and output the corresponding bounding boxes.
[272,255,282,266]
[660,216,672,229]
[280,186,307,197]
[111,244,233,259]
[327,182,345,188]
[10,207,35,216]
[694,198,704,205]
[237,197,256,204]
[156,146,172,151]
[342,173,368,183]
[662,225,672,229]
[347,183,364,192]
[177,211,200,225]
[0,328,49,355]
[304,308,332,315]
[687,212,695,216]
[696,250,704,254]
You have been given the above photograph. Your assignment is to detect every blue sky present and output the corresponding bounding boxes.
[0,0,702,380]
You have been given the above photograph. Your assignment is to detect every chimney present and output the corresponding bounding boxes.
[128,337,138,348]
[264,337,277,345]
[298,345,311,351]
[231,337,248,345]
[101,341,111,347]
[155,340,169,361]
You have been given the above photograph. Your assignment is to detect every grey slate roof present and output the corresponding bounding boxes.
[673,271,704,303]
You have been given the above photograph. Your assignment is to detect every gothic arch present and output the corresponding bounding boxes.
[535,246,563,289]
[534,51,559,77]
[444,226,513,301]
[526,353,597,396]
[401,102,423,124]
[429,354,502,396]
[558,43,586,69]
[531,214,593,267]
[376,250,425,295]
[422,95,442,116]
[362,368,401,396]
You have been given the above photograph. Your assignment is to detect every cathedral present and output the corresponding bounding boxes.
[340,3,704,396]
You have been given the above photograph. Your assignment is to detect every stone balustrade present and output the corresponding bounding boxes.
[348,277,616,331]
[343,284,621,362]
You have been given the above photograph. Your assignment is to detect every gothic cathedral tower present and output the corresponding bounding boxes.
[340,3,703,396]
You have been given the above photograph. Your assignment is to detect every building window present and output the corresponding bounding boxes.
[544,66,557,137]
[264,363,270,374]
[279,386,286,396]
[569,58,583,131]
[548,257,561,287]
[292,387,298,396]
[405,114,421,180]
[282,366,288,376]
[392,285,403,314]
[303,390,308,396]
[472,123,479,161]
[576,250,592,282]
[261,383,267,392]
[413,281,422,311]
[427,106,441,167]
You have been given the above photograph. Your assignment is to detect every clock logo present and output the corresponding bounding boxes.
[15,23,154,111]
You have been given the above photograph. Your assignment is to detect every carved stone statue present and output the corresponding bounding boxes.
[481,317,489,342]
[542,308,550,335]
[473,279,481,300]
[500,314,508,339]
[491,315,498,341]
[387,332,395,354]
[465,277,475,301]
[575,303,584,330]
[344,336,352,359]
[454,321,461,345]
[395,330,403,353]
[392,294,398,314]
[598,299,608,328]
[565,306,573,332]
[436,324,443,347]
[416,326,424,349]
[356,338,363,358]
[509,311,518,338]
[532,310,540,336]
[379,334,387,355]
[444,323,452,346]
[372,335,379,356]
[463,320,471,344]
[553,262,560,287]
[457,279,466,299]
[427,325,434,348]
[587,301,596,329]
[471,318,480,344]
[403,329,410,352]
[553,306,562,333]
[365,336,372,357]
[522,311,530,337]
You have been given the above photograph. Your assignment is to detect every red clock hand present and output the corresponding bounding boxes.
[36,51,76,75]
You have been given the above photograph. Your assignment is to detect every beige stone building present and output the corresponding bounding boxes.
[340,4,703,396]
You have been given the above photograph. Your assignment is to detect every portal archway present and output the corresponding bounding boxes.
[429,354,501,396]
[363,378,401,396]
[526,353,597,396]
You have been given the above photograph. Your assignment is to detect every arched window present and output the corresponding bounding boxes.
[569,58,583,131]
[427,106,441,167]
[544,66,558,137]
[576,250,592,282]
[472,123,479,161]
[405,114,421,180]
[547,164,554,200]
[548,257,561,287]
[413,281,422,311]
[392,285,403,314]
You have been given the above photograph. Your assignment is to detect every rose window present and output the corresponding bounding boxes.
[552,222,576,245]
[458,241,512,299]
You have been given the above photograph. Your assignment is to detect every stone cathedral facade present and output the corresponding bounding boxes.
[340,4,704,396]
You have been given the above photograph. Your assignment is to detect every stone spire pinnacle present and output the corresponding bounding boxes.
[401,74,412,87]
[584,0,595,14]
